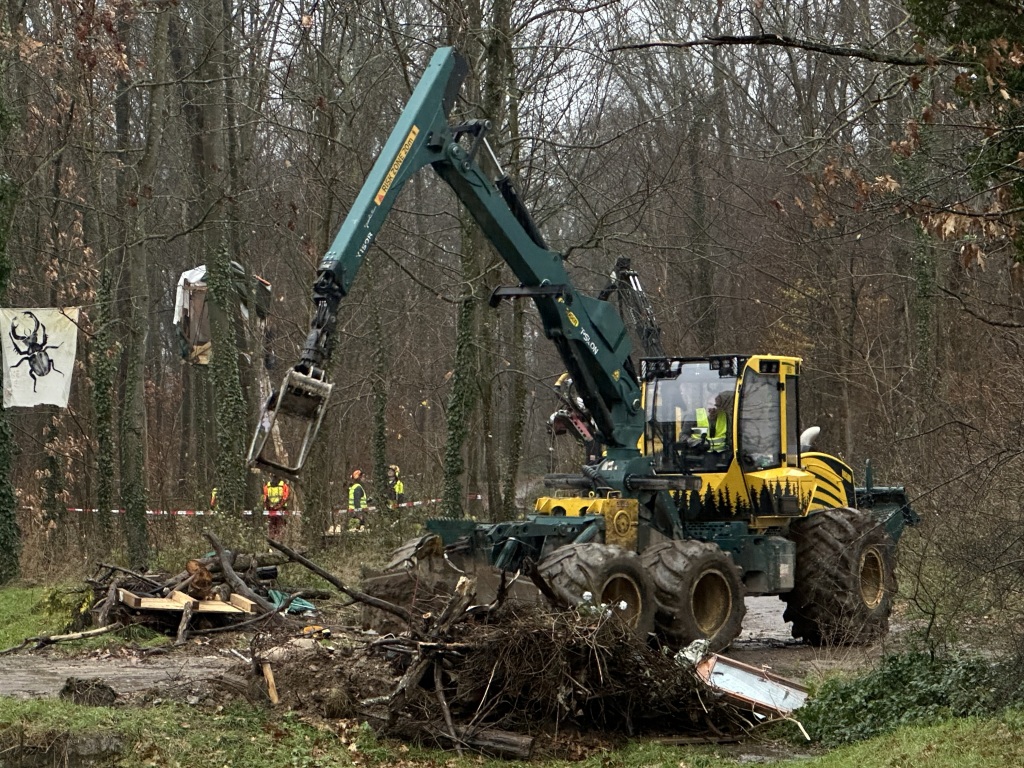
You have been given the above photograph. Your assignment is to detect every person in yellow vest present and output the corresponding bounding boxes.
[690,393,729,450]
[347,469,369,530]
[689,392,732,469]
[262,477,291,540]
[209,487,218,511]
[385,464,405,508]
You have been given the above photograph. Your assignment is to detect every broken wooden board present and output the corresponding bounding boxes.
[118,589,255,614]
[694,653,808,717]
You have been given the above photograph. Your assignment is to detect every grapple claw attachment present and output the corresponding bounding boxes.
[247,368,333,479]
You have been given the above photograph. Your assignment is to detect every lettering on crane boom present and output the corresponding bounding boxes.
[565,309,599,356]
[375,126,420,204]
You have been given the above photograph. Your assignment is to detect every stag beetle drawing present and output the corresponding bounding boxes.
[9,311,62,392]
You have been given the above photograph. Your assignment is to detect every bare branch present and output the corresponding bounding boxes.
[610,35,966,68]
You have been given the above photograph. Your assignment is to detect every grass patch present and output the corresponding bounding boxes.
[769,708,1024,768]
[4,696,1024,767]
[0,585,171,654]
[0,585,54,648]
[0,697,753,768]
[0,699,361,767]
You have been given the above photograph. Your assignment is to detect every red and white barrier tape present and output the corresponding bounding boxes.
[66,507,296,516]
[64,496,481,517]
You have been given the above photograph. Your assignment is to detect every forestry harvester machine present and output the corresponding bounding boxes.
[249,47,918,650]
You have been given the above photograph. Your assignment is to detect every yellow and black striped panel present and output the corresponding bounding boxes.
[800,452,854,510]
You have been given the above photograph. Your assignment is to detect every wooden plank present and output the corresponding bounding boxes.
[229,594,257,613]
[262,662,280,705]
[118,589,143,608]
[121,592,185,611]
[192,601,244,614]
[118,587,245,614]
[170,590,199,608]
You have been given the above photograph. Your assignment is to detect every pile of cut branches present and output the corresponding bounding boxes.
[380,600,738,736]
[266,540,753,755]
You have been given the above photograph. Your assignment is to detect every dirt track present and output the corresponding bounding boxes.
[0,597,888,701]
[0,651,236,700]
[729,596,889,680]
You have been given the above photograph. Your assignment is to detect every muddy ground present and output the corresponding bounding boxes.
[0,596,893,702]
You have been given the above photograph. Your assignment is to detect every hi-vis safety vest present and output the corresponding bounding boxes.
[349,482,367,510]
[693,408,728,452]
[264,481,289,510]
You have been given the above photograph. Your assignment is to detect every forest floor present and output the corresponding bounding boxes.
[0,593,916,766]
[0,596,896,702]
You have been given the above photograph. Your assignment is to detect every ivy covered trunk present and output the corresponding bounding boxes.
[371,283,389,513]
[441,293,476,518]
[207,247,250,519]
[89,264,116,552]
[499,303,527,521]
[0,163,20,583]
[119,245,150,570]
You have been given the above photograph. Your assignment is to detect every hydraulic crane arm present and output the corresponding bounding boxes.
[604,257,665,358]
[249,47,645,478]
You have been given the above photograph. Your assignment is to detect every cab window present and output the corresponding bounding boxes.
[739,371,781,470]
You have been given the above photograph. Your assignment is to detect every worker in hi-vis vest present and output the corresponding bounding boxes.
[690,392,730,457]
[262,477,291,540]
[385,464,405,508]
[347,469,369,530]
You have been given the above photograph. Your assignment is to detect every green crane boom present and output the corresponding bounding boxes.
[248,47,657,481]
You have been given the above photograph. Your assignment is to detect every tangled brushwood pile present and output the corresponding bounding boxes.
[225,540,758,758]
[379,603,738,733]
[235,599,747,758]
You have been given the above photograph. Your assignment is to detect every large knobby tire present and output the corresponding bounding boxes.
[537,543,656,637]
[641,540,746,652]
[782,507,897,646]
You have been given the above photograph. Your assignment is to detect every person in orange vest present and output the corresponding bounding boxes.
[262,476,291,540]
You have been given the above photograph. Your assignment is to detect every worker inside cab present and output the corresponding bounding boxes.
[700,391,733,470]
[645,362,739,473]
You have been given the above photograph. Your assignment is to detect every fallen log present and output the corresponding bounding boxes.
[94,563,163,590]
[96,578,122,627]
[267,538,417,628]
[0,623,125,655]
[157,553,290,591]
[452,726,534,760]
[204,532,277,616]
[389,724,534,760]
